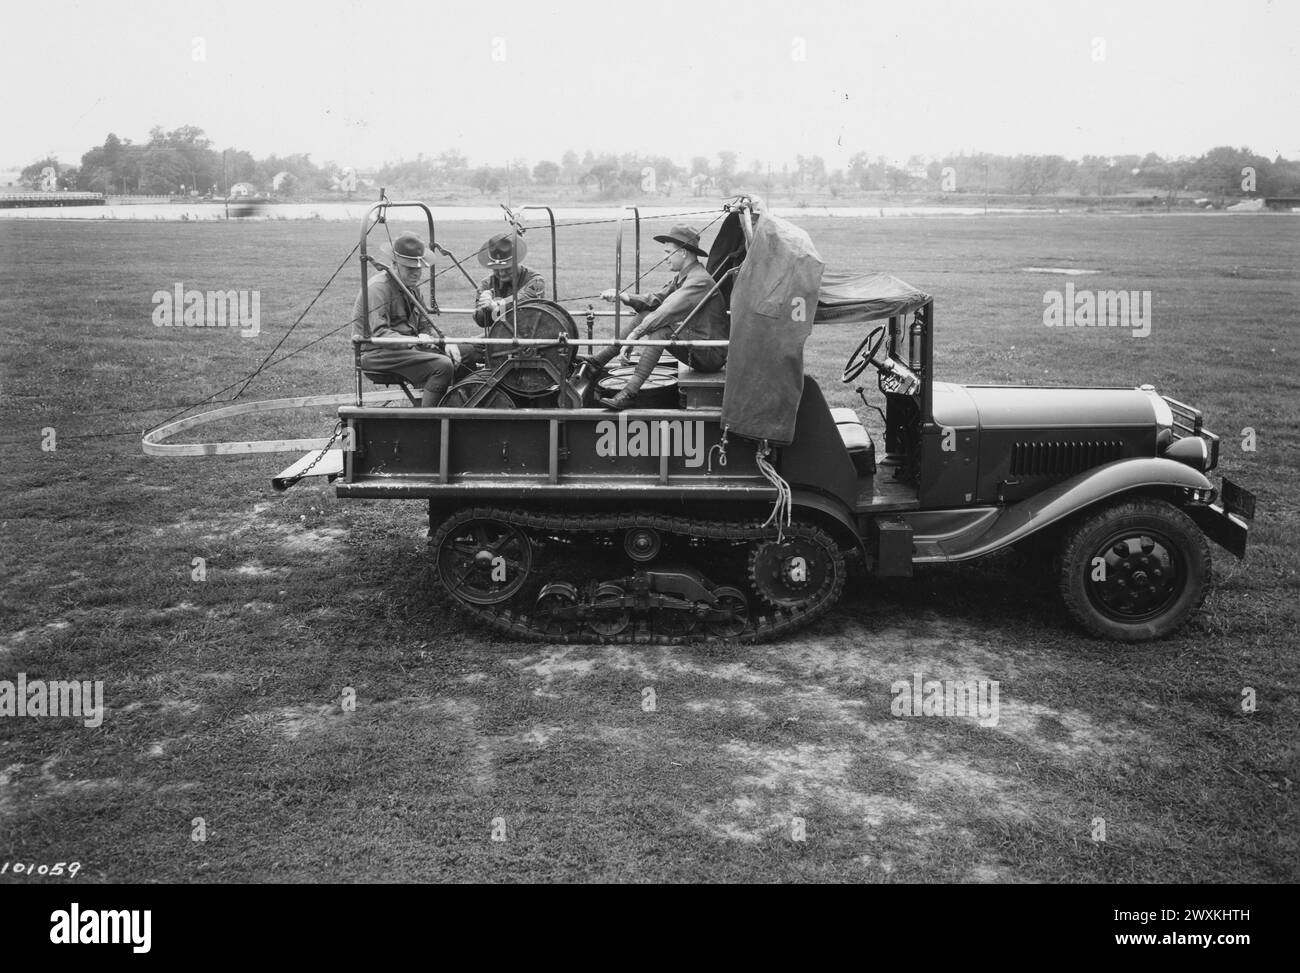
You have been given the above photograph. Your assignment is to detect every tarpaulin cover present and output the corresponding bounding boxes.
[815,271,931,325]
[705,210,750,307]
[721,214,824,445]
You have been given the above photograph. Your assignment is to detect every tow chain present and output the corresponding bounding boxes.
[277,420,345,490]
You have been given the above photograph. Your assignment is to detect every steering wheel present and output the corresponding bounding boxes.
[842,325,887,384]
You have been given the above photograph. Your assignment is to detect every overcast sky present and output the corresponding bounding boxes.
[4,0,1296,171]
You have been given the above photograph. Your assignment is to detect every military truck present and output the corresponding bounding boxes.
[276,197,1255,643]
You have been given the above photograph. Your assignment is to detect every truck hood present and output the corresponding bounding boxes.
[932,383,1157,430]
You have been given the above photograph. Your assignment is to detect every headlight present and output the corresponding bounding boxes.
[1163,435,1210,472]
[1140,384,1174,448]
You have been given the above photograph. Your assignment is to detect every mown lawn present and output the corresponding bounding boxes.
[0,212,1296,882]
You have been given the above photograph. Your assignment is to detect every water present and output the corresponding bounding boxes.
[0,201,1056,222]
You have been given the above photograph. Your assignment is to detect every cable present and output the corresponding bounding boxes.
[5,205,734,447]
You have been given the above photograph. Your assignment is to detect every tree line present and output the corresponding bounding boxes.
[18,127,1300,200]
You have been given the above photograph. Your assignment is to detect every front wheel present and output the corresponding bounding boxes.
[1057,497,1210,641]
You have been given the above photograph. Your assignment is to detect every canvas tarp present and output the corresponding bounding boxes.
[720,214,824,445]
[815,271,931,325]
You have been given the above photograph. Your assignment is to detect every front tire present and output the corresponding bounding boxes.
[1057,497,1210,641]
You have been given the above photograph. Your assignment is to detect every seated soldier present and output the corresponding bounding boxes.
[584,224,728,410]
[354,232,479,406]
[473,232,547,328]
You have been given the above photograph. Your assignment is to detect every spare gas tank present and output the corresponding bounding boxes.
[597,362,679,409]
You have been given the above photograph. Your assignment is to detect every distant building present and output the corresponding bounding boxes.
[230,182,257,197]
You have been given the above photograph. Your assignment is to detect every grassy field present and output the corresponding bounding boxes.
[1,212,1296,883]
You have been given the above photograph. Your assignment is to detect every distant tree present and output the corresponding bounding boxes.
[689,155,710,177]
[532,160,561,183]
[560,150,581,183]
[807,155,827,187]
[1192,145,1266,200]
[1012,155,1066,195]
[21,156,60,190]
[848,152,871,189]
[469,166,502,195]
[716,150,738,193]
[435,150,469,182]
[83,166,114,193]
[585,161,619,194]
[885,166,909,194]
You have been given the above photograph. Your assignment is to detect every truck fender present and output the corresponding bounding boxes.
[916,458,1213,562]
[791,489,864,554]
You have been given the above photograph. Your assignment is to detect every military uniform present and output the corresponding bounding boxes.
[354,240,478,406]
[473,264,547,329]
[587,256,728,408]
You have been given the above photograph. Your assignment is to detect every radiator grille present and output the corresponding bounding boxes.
[1011,440,1125,476]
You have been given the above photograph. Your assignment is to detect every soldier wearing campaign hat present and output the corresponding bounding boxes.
[353,232,479,406]
[474,231,548,328]
[583,223,728,410]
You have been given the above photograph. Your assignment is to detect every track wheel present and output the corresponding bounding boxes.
[654,605,699,638]
[534,582,580,637]
[587,582,631,637]
[706,586,750,638]
[749,531,837,610]
[434,515,532,605]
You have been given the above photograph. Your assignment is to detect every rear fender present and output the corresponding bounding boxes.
[792,488,864,555]
[911,458,1214,562]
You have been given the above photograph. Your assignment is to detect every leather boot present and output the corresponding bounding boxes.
[596,389,636,410]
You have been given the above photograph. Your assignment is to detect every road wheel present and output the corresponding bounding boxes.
[433,514,532,605]
[1057,497,1210,641]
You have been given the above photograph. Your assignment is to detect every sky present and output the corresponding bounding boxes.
[2,0,1296,172]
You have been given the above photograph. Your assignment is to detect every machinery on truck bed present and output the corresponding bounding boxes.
[273,195,1255,644]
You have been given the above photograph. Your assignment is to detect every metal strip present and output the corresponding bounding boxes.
[659,421,669,485]
[549,420,559,484]
[439,418,450,484]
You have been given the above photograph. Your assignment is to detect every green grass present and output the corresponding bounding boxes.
[0,213,1296,883]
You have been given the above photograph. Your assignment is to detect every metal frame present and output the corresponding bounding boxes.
[612,206,643,339]
[357,196,436,339]
[353,197,739,407]
[518,205,559,299]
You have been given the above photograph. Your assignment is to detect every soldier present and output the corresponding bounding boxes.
[584,224,728,410]
[353,232,478,406]
[473,232,547,328]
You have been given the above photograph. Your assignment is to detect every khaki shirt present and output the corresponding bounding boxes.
[352,272,432,349]
[627,261,727,341]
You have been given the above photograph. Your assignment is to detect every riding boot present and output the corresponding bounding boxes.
[596,388,636,410]
[596,368,649,410]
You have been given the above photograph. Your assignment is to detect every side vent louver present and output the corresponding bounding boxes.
[1011,440,1125,476]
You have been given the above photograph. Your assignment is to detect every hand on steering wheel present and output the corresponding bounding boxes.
[842,324,887,384]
